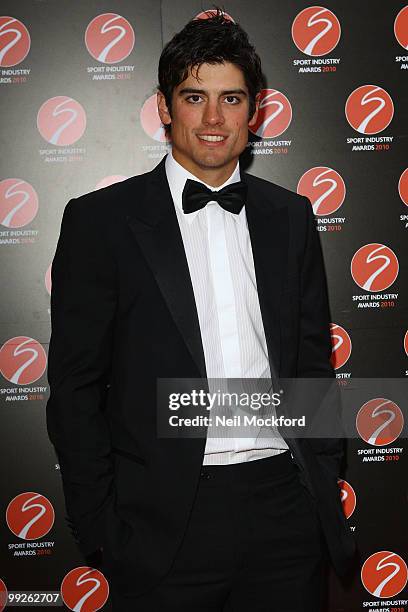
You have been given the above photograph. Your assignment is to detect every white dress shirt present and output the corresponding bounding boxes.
[165,150,288,465]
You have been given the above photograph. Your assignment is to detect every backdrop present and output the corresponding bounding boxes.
[0,1,407,610]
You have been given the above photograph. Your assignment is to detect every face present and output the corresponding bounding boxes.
[157,61,259,186]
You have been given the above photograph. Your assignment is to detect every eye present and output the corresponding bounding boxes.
[186,94,203,104]
[224,96,240,104]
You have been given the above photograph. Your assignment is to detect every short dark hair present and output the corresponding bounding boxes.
[158,9,265,133]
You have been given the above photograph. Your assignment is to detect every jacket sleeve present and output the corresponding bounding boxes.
[46,197,117,556]
[296,197,344,480]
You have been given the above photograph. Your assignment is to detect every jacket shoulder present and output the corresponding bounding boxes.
[66,170,152,219]
[244,171,311,216]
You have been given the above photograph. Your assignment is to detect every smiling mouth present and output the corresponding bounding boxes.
[197,135,227,142]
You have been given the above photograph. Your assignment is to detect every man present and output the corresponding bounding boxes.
[46,11,355,611]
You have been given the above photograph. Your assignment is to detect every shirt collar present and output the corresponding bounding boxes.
[165,149,243,224]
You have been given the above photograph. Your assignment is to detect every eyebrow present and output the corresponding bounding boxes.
[178,88,248,97]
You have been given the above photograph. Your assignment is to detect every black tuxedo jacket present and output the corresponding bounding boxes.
[46,156,355,596]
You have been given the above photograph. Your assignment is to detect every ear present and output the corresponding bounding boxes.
[157,91,172,126]
[248,92,261,128]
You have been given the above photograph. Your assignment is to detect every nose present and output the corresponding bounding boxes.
[202,99,225,126]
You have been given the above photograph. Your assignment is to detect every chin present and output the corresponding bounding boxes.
[197,155,230,169]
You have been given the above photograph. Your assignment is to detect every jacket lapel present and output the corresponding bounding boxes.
[244,173,289,383]
[126,157,207,379]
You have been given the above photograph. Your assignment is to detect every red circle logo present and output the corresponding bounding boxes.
[61,567,109,612]
[95,175,128,190]
[0,16,30,67]
[351,243,399,291]
[345,85,394,135]
[338,479,356,519]
[356,398,404,446]
[6,492,54,539]
[0,179,38,228]
[140,93,170,142]
[0,579,7,612]
[404,330,408,357]
[85,13,135,64]
[351,243,398,292]
[291,6,341,56]
[297,167,345,215]
[330,323,352,370]
[361,551,408,598]
[37,96,86,146]
[398,168,408,206]
[0,336,47,385]
[249,89,292,138]
[394,6,408,49]
[194,9,235,22]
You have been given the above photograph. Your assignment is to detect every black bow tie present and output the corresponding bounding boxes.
[182,179,247,215]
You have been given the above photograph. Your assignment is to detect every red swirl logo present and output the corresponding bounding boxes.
[0,179,38,228]
[249,89,292,138]
[404,330,408,357]
[0,16,30,67]
[0,336,47,385]
[351,243,399,292]
[338,479,356,519]
[85,13,135,64]
[394,6,408,50]
[61,567,109,612]
[140,93,169,142]
[330,323,352,370]
[37,96,86,146]
[345,85,394,135]
[398,168,408,206]
[356,398,404,447]
[292,6,341,56]
[361,551,408,598]
[6,492,54,540]
[297,167,345,215]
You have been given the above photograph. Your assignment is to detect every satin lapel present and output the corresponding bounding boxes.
[245,175,289,383]
[126,158,207,379]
